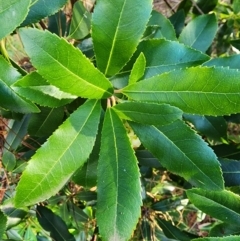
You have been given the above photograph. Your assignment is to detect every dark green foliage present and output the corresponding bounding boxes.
[1,0,240,240]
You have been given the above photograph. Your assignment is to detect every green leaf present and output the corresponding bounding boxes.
[184,114,227,142]
[177,0,192,15]
[179,14,217,52]
[13,72,77,107]
[68,202,89,222]
[169,10,185,37]
[0,0,31,40]
[2,199,28,228]
[192,237,240,241]
[186,189,240,225]
[72,117,103,189]
[140,219,153,240]
[203,55,240,69]
[192,0,218,14]
[212,144,240,159]
[129,53,146,85]
[148,10,177,40]
[156,218,197,241]
[14,99,101,207]
[219,158,240,187]
[124,39,209,79]
[130,120,224,190]
[48,10,66,36]
[37,205,75,241]
[231,39,240,51]
[113,102,183,126]
[76,191,97,202]
[4,115,30,152]
[92,0,152,76]
[97,108,142,241]
[0,211,7,239]
[28,106,64,137]
[2,150,16,172]
[122,66,240,115]
[24,226,37,241]
[233,0,240,13]
[136,150,162,168]
[19,28,113,99]
[209,222,240,237]
[21,0,68,26]
[0,56,39,113]
[68,1,91,39]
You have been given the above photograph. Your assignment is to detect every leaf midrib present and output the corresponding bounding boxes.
[109,109,119,237]
[104,0,127,75]
[18,100,98,205]
[190,192,240,219]
[0,1,19,14]
[153,126,221,190]
[23,30,112,96]
[124,90,240,95]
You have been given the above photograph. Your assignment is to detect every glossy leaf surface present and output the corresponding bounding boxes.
[2,151,16,172]
[129,53,146,85]
[28,106,64,137]
[192,0,218,14]
[72,118,103,189]
[21,0,68,26]
[184,114,227,142]
[0,56,39,113]
[15,100,101,207]
[13,72,77,107]
[130,120,224,190]
[148,10,177,40]
[179,14,217,52]
[113,102,183,126]
[169,9,185,37]
[187,189,240,225]
[37,205,75,241]
[68,1,91,39]
[203,55,240,69]
[92,0,152,76]
[192,237,240,241]
[0,0,31,40]
[19,28,113,99]
[125,39,209,79]
[123,66,240,115]
[219,158,240,187]
[157,218,197,241]
[48,10,66,36]
[4,115,30,152]
[0,211,7,239]
[209,223,240,237]
[97,108,141,241]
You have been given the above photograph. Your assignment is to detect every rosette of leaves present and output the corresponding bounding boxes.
[2,0,240,240]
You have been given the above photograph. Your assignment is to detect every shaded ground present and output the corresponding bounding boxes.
[153,0,181,16]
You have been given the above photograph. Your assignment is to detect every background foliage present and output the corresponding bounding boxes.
[1,0,240,240]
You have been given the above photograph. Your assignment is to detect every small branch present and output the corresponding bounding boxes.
[190,0,204,15]
[110,96,116,106]
[162,0,175,14]
[39,20,47,30]
[107,98,111,108]
[114,89,122,94]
